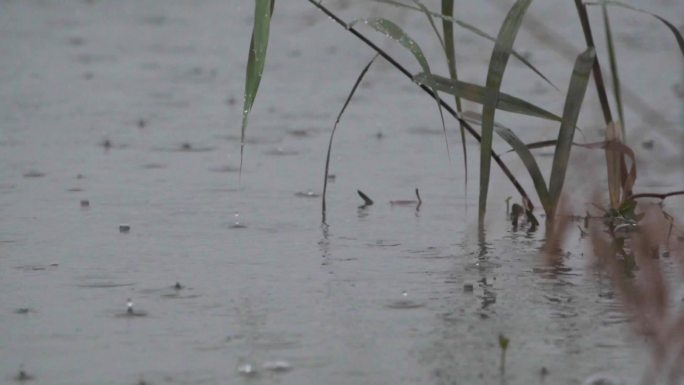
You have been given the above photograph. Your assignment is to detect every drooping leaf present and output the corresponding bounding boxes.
[371,0,559,91]
[586,0,684,56]
[353,18,430,72]
[408,1,453,163]
[548,47,596,214]
[415,73,560,121]
[240,0,275,172]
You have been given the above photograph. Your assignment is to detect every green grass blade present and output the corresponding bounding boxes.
[371,0,559,91]
[322,54,380,223]
[462,111,551,214]
[415,73,561,121]
[441,0,468,188]
[548,48,596,214]
[602,4,625,137]
[479,0,533,224]
[240,0,274,173]
[574,0,613,125]
[587,0,684,56]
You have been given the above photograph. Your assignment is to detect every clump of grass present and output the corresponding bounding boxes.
[240,0,684,228]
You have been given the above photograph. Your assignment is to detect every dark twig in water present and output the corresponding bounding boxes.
[322,54,380,223]
[308,0,534,212]
[630,190,684,201]
[357,190,374,207]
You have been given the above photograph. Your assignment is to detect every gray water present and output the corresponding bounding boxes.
[1,1,683,384]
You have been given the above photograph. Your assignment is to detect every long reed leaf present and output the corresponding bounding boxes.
[602,5,625,136]
[548,48,596,214]
[415,73,560,121]
[240,0,275,172]
[586,0,684,56]
[441,0,468,189]
[371,0,559,91]
[479,0,533,223]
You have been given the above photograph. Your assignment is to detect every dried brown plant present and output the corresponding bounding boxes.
[587,204,684,385]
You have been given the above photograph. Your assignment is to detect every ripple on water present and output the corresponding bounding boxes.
[152,143,215,153]
[384,300,426,309]
[294,190,320,198]
[208,165,239,173]
[263,147,299,156]
[76,282,135,288]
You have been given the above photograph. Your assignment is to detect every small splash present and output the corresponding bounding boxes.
[237,364,257,376]
[264,146,299,156]
[230,211,247,229]
[582,373,624,385]
[208,165,239,173]
[385,292,424,309]
[262,360,291,372]
[23,170,45,179]
[116,298,147,318]
[294,190,320,198]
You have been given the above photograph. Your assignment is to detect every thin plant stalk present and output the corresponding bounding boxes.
[322,54,379,223]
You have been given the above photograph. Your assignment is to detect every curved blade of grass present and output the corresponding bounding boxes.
[602,4,625,137]
[415,73,560,121]
[240,0,275,173]
[480,0,534,223]
[461,111,551,214]
[586,0,684,56]
[548,47,596,214]
[353,17,449,161]
[371,0,559,91]
[322,54,380,223]
[441,0,468,189]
